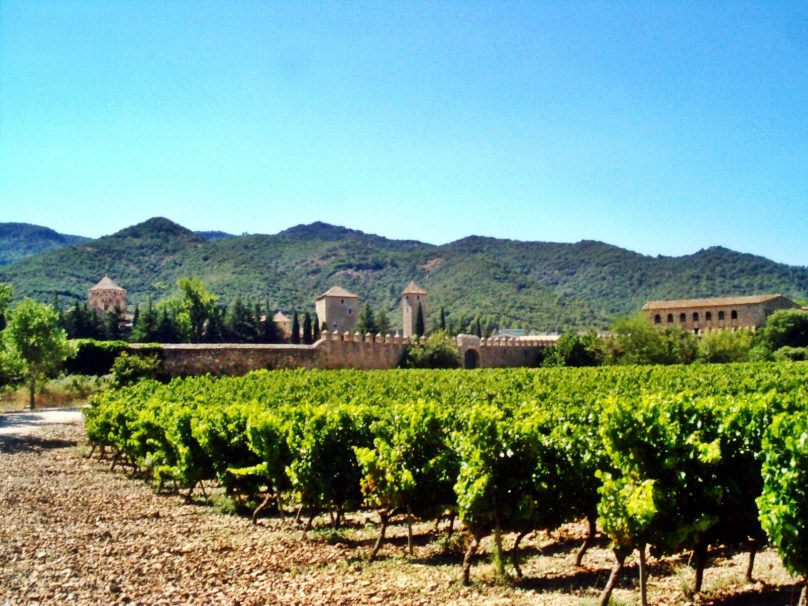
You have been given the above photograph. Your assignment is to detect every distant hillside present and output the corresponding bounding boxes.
[0,223,89,265]
[1,217,806,331]
[195,231,234,241]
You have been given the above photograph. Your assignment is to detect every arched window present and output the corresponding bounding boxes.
[693,312,700,323]
[680,313,687,323]
[667,314,674,323]
[731,310,738,320]
[706,311,712,322]
[654,314,661,324]
[718,311,725,321]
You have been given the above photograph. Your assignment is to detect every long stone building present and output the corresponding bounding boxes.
[642,294,799,333]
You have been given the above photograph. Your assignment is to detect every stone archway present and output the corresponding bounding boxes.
[463,349,480,369]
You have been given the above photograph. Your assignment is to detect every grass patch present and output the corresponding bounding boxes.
[0,374,109,412]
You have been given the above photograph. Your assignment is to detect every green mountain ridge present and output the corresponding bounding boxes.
[0,217,806,332]
[0,223,90,266]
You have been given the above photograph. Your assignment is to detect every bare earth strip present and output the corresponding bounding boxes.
[0,414,802,606]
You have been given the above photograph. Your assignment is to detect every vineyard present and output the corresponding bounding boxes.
[84,363,808,605]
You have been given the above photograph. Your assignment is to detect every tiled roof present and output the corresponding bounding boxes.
[642,294,784,311]
[402,281,428,295]
[317,286,359,299]
[89,275,124,291]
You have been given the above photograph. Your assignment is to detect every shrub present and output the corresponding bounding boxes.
[543,332,604,367]
[402,332,460,369]
[758,310,808,351]
[64,339,131,375]
[697,329,754,363]
[772,346,808,362]
[111,351,163,387]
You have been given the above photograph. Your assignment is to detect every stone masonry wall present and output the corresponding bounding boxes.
[157,331,409,377]
[151,332,552,377]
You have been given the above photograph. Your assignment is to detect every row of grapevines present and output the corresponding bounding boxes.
[84,363,808,602]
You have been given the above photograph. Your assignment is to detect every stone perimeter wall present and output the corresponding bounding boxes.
[150,332,553,377]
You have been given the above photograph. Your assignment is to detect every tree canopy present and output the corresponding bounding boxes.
[2,298,75,409]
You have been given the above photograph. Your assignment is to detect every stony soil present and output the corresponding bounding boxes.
[0,414,803,606]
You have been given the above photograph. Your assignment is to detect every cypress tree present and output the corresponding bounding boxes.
[205,305,227,343]
[226,296,256,343]
[415,303,425,338]
[254,303,263,341]
[302,312,313,344]
[132,297,159,343]
[104,305,124,341]
[439,307,446,332]
[290,310,300,344]
[475,317,482,338]
[156,308,179,343]
[262,306,280,344]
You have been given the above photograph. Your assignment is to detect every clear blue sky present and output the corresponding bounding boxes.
[1,1,806,265]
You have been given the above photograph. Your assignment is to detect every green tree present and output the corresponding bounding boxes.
[290,310,300,344]
[302,312,313,344]
[415,303,425,337]
[403,331,459,368]
[131,297,159,342]
[226,296,257,343]
[356,303,378,335]
[176,277,218,343]
[758,309,808,352]
[608,314,696,365]
[543,332,605,367]
[155,307,180,343]
[104,305,125,341]
[0,282,13,331]
[376,309,391,335]
[260,305,281,344]
[697,329,754,363]
[439,307,446,332]
[205,305,227,343]
[2,299,75,410]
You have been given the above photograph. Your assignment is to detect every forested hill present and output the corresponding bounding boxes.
[0,223,89,266]
[1,217,806,331]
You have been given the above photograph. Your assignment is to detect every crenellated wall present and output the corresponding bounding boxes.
[455,334,554,369]
[147,331,552,377]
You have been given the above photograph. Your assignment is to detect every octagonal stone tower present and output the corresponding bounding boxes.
[89,275,127,313]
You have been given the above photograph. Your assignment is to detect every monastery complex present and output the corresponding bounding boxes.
[88,276,803,374]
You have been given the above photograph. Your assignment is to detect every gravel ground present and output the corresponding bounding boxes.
[0,414,802,606]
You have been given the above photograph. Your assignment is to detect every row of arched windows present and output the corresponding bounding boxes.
[654,310,738,325]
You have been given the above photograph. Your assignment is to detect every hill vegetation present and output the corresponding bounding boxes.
[0,223,88,266]
[0,217,806,331]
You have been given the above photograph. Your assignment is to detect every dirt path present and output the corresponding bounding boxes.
[0,416,802,606]
[0,407,85,437]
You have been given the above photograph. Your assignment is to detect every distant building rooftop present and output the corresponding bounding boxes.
[642,294,785,311]
[497,328,527,338]
[402,281,428,295]
[317,286,359,300]
[90,275,125,291]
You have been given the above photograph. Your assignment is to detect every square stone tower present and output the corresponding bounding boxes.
[402,281,428,338]
[315,286,359,333]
